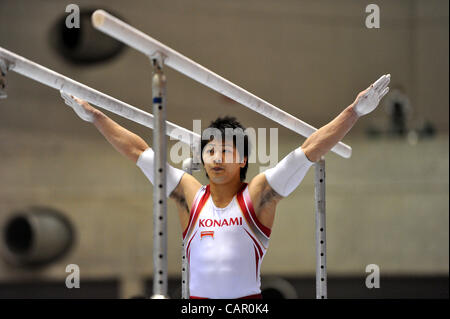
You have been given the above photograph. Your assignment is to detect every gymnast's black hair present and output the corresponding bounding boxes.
[200,116,250,181]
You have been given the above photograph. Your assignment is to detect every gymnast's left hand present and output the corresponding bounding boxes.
[351,74,390,117]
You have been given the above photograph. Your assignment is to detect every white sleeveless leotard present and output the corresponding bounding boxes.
[183,183,271,299]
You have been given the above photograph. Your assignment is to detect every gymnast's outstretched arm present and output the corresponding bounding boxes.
[60,91,148,162]
[60,92,201,230]
[249,74,390,228]
[264,74,391,196]
[301,74,390,162]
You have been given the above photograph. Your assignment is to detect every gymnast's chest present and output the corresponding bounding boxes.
[194,199,246,239]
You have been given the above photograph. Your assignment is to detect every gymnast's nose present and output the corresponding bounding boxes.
[211,150,222,164]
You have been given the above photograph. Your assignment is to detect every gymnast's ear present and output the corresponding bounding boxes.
[239,155,248,168]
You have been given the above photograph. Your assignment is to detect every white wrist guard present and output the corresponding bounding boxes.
[136,148,185,197]
[263,147,314,197]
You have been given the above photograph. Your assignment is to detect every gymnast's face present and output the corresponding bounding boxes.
[202,139,247,184]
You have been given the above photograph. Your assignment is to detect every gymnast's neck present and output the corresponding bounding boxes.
[209,179,244,208]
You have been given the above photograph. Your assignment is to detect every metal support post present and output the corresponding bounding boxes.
[150,53,168,299]
[314,156,327,299]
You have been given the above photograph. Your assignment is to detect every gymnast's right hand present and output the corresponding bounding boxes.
[60,90,97,123]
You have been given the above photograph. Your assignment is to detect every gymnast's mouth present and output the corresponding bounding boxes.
[212,167,224,171]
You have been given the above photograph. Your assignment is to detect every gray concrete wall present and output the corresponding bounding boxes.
[0,0,448,298]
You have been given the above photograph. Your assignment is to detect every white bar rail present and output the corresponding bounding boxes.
[91,9,352,159]
[0,47,200,147]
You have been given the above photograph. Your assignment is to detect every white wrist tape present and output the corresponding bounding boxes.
[136,148,185,197]
[263,147,314,197]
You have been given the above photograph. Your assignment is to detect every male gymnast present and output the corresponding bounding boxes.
[61,74,390,299]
